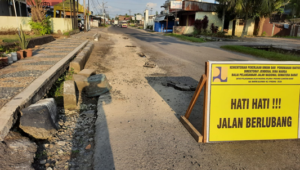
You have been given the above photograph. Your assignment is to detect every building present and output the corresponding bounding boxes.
[118,15,132,23]
[0,0,28,16]
[160,0,224,34]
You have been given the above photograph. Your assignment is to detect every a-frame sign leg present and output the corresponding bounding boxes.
[180,74,207,143]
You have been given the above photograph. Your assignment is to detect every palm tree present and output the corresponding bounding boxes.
[288,0,300,17]
[218,0,257,37]
[256,0,287,36]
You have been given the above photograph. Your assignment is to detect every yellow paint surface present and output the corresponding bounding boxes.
[208,64,300,142]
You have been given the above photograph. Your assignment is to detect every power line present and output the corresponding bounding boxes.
[91,0,101,15]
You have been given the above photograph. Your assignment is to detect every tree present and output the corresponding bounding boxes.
[218,0,259,37]
[288,0,300,17]
[27,0,46,22]
[255,0,287,36]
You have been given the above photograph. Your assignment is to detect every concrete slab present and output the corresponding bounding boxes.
[63,80,77,110]
[73,74,88,92]
[20,98,58,139]
[85,74,112,97]
[78,69,96,77]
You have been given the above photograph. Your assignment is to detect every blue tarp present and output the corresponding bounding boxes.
[154,21,174,33]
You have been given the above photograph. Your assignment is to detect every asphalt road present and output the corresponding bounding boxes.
[106,26,266,81]
[93,26,300,170]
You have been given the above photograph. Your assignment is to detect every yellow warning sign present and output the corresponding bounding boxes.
[206,62,300,142]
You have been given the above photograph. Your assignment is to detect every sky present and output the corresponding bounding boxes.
[78,0,216,18]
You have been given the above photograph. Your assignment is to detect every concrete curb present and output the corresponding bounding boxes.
[0,40,88,141]
[93,33,100,41]
[70,42,94,73]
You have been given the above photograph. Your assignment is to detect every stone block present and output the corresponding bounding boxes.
[78,69,96,77]
[70,58,84,73]
[20,98,58,139]
[64,80,77,110]
[73,74,88,92]
[0,131,37,170]
[85,74,112,97]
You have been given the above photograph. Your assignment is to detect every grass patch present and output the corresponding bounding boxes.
[0,34,40,43]
[164,33,205,43]
[221,45,300,61]
[47,68,75,105]
[273,36,300,39]
[63,32,70,36]
[100,24,110,27]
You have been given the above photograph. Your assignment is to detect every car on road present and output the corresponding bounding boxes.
[121,23,128,28]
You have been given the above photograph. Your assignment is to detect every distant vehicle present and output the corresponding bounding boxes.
[121,23,128,28]
[114,20,118,26]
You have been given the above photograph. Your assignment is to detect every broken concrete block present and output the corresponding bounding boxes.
[73,74,88,92]
[85,74,112,97]
[137,52,146,57]
[70,58,84,73]
[78,69,96,77]
[0,131,37,170]
[64,80,77,110]
[20,98,58,139]
[144,62,156,68]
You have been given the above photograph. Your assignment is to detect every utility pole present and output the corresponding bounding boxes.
[70,0,73,29]
[101,1,108,26]
[150,8,153,15]
[88,0,90,30]
[73,0,76,28]
[84,0,86,31]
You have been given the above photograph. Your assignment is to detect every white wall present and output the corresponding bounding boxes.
[0,16,31,31]
[227,19,255,37]
[195,12,223,31]
[51,18,72,33]
[0,16,73,33]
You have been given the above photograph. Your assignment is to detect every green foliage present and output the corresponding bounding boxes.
[29,16,51,35]
[262,31,267,36]
[17,25,30,50]
[72,150,79,154]
[0,46,4,52]
[47,68,74,99]
[221,45,300,61]
[288,0,300,17]
[63,32,70,36]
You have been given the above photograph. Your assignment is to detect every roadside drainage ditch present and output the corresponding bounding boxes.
[243,45,300,56]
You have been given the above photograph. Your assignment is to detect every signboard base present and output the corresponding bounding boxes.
[181,74,207,143]
[180,116,203,143]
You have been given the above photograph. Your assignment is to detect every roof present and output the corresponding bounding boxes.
[53,0,90,14]
[154,15,166,22]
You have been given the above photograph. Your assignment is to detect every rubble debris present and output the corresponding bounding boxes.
[85,144,92,150]
[33,106,96,170]
[82,110,96,118]
[85,74,112,97]
[0,131,37,170]
[162,81,196,91]
[137,52,146,57]
[64,80,77,110]
[143,62,156,68]
[20,98,58,139]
